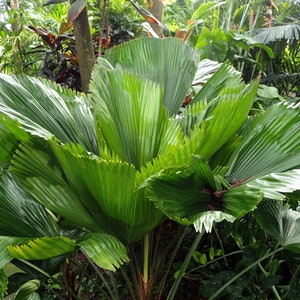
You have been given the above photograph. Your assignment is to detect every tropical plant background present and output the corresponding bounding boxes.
[0,0,300,299]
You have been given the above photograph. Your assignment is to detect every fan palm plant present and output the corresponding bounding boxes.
[0,37,300,299]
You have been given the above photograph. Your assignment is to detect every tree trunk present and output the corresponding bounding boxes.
[70,1,95,91]
[148,0,165,37]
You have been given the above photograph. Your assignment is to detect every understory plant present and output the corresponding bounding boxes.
[0,37,299,299]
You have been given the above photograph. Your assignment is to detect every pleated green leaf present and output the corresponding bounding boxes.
[78,233,129,271]
[148,166,211,219]
[101,37,199,116]
[8,142,100,232]
[197,79,259,159]
[227,103,300,181]
[242,169,300,200]
[8,237,76,260]
[0,237,31,269]
[254,200,300,254]
[91,67,168,170]
[222,185,263,218]
[192,211,235,233]
[50,140,164,243]
[0,268,7,300]
[12,279,40,300]
[0,172,59,238]
[192,61,240,104]
[0,115,30,165]
[0,74,97,153]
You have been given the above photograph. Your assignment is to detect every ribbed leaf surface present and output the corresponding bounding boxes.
[0,172,59,237]
[197,79,259,159]
[101,38,199,116]
[0,74,97,153]
[91,68,168,170]
[0,237,31,269]
[253,24,300,44]
[227,103,300,181]
[8,237,76,260]
[78,233,129,271]
[254,200,300,254]
[50,140,163,243]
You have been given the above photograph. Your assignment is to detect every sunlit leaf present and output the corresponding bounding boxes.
[8,237,76,260]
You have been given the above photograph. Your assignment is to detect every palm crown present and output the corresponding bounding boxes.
[0,37,300,280]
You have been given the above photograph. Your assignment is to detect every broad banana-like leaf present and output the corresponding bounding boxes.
[78,233,129,271]
[226,103,300,181]
[0,74,97,153]
[101,38,199,116]
[8,237,76,260]
[254,200,300,254]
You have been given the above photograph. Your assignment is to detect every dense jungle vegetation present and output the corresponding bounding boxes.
[0,0,300,299]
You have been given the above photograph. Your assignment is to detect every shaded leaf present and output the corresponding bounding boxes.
[0,268,8,299]
[12,279,40,300]
[78,233,129,271]
[254,201,300,254]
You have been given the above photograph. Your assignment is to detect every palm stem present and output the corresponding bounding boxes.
[143,233,150,283]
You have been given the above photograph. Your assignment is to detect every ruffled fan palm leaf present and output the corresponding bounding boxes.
[0,38,200,262]
[254,200,300,254]
[148,103,300,236]
[101,37,199,116]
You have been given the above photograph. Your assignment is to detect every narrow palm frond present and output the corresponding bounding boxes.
[101,37,199,116]
[78,233,129,271]
[253,24,300,44]
[0,74,97,153]
[226,103,300,181]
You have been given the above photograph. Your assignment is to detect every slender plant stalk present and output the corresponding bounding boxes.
[155,226,189,300]
[143,233,150,283]
[167,230,205,300]
[84,255,118,300]
[208,247,285,300]
[258,263,281,300]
